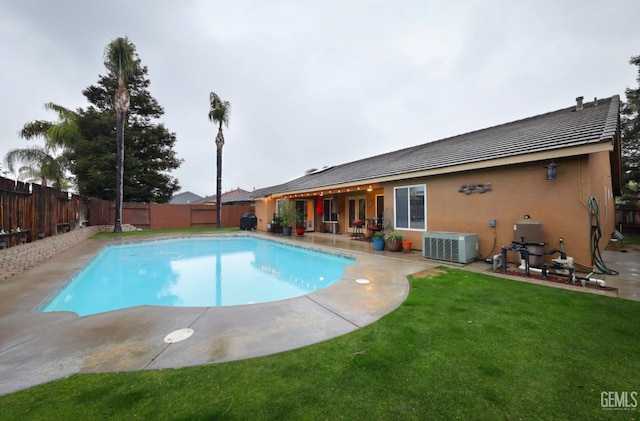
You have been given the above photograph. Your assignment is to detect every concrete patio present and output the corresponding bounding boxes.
[0,231,638,396]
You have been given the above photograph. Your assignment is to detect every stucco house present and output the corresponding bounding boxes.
[249,95,622,267]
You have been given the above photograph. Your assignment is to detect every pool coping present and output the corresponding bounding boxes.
[0,232,433,396]
[35,234,359,315]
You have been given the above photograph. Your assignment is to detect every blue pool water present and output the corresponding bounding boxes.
[41,237,354,317]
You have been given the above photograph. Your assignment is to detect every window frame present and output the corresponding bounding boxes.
[393,184,426,231]
[322,198,338,222]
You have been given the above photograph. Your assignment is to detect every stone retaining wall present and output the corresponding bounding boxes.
[0,224,138,282]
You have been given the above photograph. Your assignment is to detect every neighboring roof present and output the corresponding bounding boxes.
[250,95,620,198]
[169,191,204,204]
[197,188,250,204]
[222,189,258,204]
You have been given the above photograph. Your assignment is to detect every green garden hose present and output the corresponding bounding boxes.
[588,196,619,275]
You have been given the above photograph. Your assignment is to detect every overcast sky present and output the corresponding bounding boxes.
[1,0,639,197]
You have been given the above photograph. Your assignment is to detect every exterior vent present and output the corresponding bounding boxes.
[422,232,479,264]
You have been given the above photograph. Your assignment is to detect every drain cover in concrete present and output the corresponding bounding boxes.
[164,328,194,343]
[356,278,371,284]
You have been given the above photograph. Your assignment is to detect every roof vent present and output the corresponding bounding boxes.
[594,97,598,106]
[575,96,584,111]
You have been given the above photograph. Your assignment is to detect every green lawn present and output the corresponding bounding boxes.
[90,227,239,239]
[622,232,640,247]
[2,268,638,420]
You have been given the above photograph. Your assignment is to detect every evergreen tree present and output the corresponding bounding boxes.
[621,55,640,203]
[66,40,182,203]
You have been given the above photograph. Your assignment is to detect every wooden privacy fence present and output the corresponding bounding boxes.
[616,204,640,233]
[1,175,255,248]
[0,176,88,246]
[88,197,254,229]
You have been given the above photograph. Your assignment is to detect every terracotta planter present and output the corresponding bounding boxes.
[296,227,306,235]
[402,240,412,251]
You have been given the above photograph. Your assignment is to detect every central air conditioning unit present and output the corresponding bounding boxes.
[422,232,479,264]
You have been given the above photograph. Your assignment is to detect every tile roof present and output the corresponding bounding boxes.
[221,189,257,204]
[197,188,250,204]
[251,95,619,198]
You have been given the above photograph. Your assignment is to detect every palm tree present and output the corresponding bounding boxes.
[208,92,231,228]
[103,37,135,233]
[20,102,80,149]
[4,146,68,189]
[3,102,78,189]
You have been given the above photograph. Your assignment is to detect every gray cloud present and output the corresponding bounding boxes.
[1,0,639,196]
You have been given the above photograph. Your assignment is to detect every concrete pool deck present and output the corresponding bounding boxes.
[0,232,431,396]
[1,231,638,396]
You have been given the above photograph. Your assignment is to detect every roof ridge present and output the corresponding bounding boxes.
[424,95,618,146]
[599,95,620,141]
[313,95,619,169]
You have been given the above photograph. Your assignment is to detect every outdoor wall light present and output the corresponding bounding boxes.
[545,160,558,180]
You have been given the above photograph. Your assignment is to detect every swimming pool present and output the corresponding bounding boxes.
[40,236,354,317]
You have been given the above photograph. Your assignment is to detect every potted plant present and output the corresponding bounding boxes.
[278,200,295,236]
[385,231,404,252]
[269,214,283,233]
[295,211,306,236]
[372,231,386,250]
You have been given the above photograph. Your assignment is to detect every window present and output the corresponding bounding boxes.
[323,198,338,222]
[394,185,426,230]
[347,196,366,226]
[375,194,384,219]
